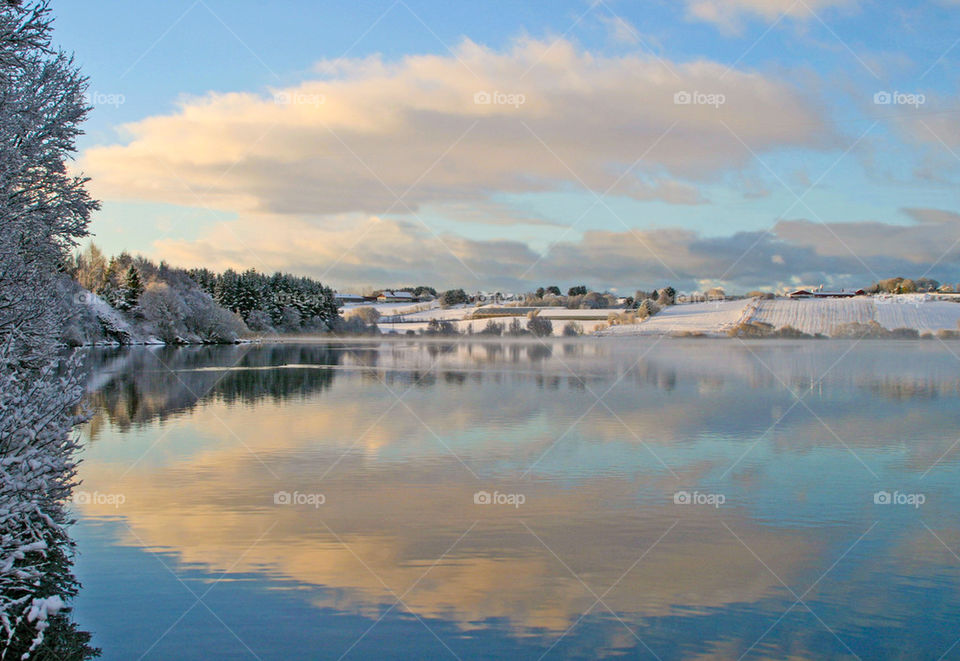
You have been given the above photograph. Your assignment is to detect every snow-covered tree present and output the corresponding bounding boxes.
[116,265,143,312]
[97,256,122,308]
[139,281,186,343]
[636,299,661,319]
[0,2,99,656]
[657,286,676,306]
[74,243,107,293]
[526,311,553,336]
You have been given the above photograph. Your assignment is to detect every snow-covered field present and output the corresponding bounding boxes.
[473,307,614,319]
[340,301,437,316]
[750,298,875,336]
[388,303,471,321]
[366,295,960,338]
[597,300,752,336]
[370,303,610,336]
[379,317,603,337]
[873,298,960,331]
[752,296,960,335]
[538,309,617,320]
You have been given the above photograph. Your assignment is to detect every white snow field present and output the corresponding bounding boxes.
[370,295,960,338]
[872,298,960,331]
[750,298,875,336]
[752,296,960,335]
[376,304,612,336]
[469,306,613,320]
[379,317,602,337]
[340,301,438,316]
[597,300,753,336]
[385,303,471,321]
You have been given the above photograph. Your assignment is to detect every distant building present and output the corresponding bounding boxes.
[377,290,417,302]
[476,291,518,304]
[333,293,366,304]
[788,287,865,299]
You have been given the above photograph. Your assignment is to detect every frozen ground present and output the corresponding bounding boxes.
[375,303,611,336]
[750,298,875,336]
[473,307,615,319]
[368,295,960,338]
[379,317,603,337]
[753,296,960,335]
[597,300,752,336]
[340,301,438,316]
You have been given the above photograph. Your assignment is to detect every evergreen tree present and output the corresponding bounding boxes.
[99,257,121,306]
[215,269,241,312]
[441,288,468,306]
[119,265,144,311]
[235,268,264,318]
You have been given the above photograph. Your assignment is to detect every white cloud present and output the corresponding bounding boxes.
[775,209,960,263]
[686,0,859,33]
[597,14,641,44]
[148,209,960,293]
[152,214,541,291]
[81,37,830,218]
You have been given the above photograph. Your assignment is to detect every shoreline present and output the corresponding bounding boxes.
[68,332,960,349]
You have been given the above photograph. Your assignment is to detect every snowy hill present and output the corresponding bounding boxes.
[596,296,960,338]
[753,296,960,336]
[597,300,753,336]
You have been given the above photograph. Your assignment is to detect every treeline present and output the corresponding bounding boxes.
[187,267,339,333]
[866,277,944,294]
[377,285,437,297]
[518,284,678,311]
[64,244,347,344]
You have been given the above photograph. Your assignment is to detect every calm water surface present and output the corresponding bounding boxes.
[70,339,960,660]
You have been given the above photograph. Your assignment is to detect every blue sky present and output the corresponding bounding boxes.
[53,0,960,292]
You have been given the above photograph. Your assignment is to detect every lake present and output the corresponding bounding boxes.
[68,339,960,660]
